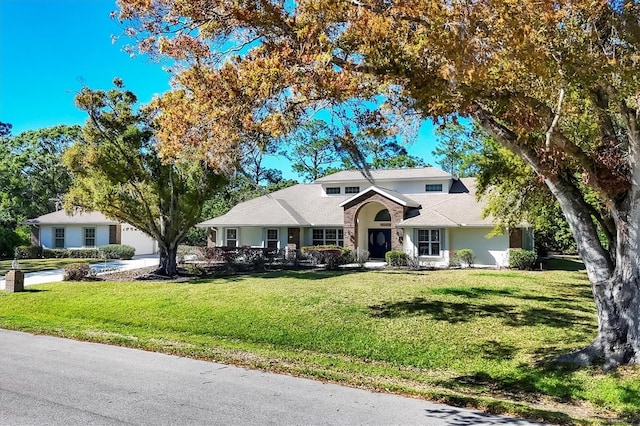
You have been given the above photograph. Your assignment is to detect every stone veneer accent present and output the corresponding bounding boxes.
[342,192,408,252]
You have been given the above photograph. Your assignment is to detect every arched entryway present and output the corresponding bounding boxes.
[340,187,417,256]
[355,202,393,259]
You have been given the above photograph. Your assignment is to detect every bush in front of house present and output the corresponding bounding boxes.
[509,249,538,270]
[456,248,475,268]
[385,250,410,267]
[301,246,350,269]
[15,245,43,259]
[99,244,135,260]
[354,248,370,267]
[63,263,91,281]
[42,248,100,259]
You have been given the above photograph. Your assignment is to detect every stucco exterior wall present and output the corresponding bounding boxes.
[120,224,157,255]
[39,225,110,249]
[449,227,509,267]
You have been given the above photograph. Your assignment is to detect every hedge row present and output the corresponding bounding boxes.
[15,245,136,260]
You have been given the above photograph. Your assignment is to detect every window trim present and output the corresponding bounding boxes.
[226,228,238,247]
[326,187,341,195]
[311,228,344,246]
[266,228,279,249]
[425,183,443,192]
[417,228,441,257]
[53,227,65,249]
[83,227,96,248]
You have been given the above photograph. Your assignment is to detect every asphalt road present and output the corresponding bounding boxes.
[0,329,543,425]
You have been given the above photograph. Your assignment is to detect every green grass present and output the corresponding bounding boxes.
[1,268,638,424]
[0,258,100,275]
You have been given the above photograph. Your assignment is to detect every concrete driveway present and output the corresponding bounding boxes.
[0,330,543,425]
[0,254,159,289]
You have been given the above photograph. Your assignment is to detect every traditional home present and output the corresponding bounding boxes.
[26,210,158,256]
[197,167,534,267]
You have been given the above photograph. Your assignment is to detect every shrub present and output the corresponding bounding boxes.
[385,250,409,267]
[99,244,135,260]
[456,248,475,268]
[509,249,538,270]
[42,248,100,259]
[1,227,30,259]
[43,248,67,258]
[301,246,348,269]
[63,263,91,281]
[354,248,370,267]
[66,248,100,258]
[15,245,43,259]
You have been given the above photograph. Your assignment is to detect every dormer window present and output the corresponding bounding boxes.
[326,187,341,195]
[425,184,443,192]
[345,186,360,194]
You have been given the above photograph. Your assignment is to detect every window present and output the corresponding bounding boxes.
[425,184,443,192]
[418,229,440,256]
[344,186,360,194]
[374,209,391,221]
[54,228,65,249]
[312,228,344,246]
[266,229,278,249]
[84,228,96,247]
[226,228,238,247]
[326,187,341,195]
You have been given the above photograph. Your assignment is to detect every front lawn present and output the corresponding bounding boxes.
[0,258,100,275]
[0,269,638,424]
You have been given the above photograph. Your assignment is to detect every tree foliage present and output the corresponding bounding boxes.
[64,80,226,275]
[118,0,640,368]
[0,124,78,257]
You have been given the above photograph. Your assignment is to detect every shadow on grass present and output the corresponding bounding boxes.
[434,361,639,423]
[542,257,586,271]
[430,287,519,298]
[369,297,593,329]
[195,269,362,283]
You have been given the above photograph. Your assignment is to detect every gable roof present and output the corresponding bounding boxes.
[198,176,495,229]
[198,184,347,227]
[398,179,495,227]
[314,167,453,183]
[26,210,119,225]
[339,186,421,208]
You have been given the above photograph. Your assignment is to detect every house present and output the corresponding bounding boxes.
[26,210,158,256]
[197,167,534,267]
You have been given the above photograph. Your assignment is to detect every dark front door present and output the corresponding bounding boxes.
[368,229,391,259]
[287,228,300,247]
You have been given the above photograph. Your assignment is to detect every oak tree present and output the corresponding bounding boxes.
[118,0,640,368]
[64,80,226,276]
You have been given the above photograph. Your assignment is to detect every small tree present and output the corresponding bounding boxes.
[456,249,476,268]
[64,80,227,276]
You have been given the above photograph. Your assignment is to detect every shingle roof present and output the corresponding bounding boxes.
[26,210,119,225]
[339,186,421,208]
[398,179,494,227]
[198,184,347,227]
[314,167,453,183]
[198,177,494,228]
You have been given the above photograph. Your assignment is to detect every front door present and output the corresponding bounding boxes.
[368,229,391,259]
[287,228,300,247]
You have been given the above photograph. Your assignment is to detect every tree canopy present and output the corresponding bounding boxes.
[64,80,226,275]
[118,0,640,368]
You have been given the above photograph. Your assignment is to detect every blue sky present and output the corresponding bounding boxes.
[0,0,440,179]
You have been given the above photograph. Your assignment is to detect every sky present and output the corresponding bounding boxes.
[0,0,440,179]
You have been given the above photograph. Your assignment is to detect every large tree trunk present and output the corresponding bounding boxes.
[156,244,179,276]
[544,172,640,370]
[474,108,640,369]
